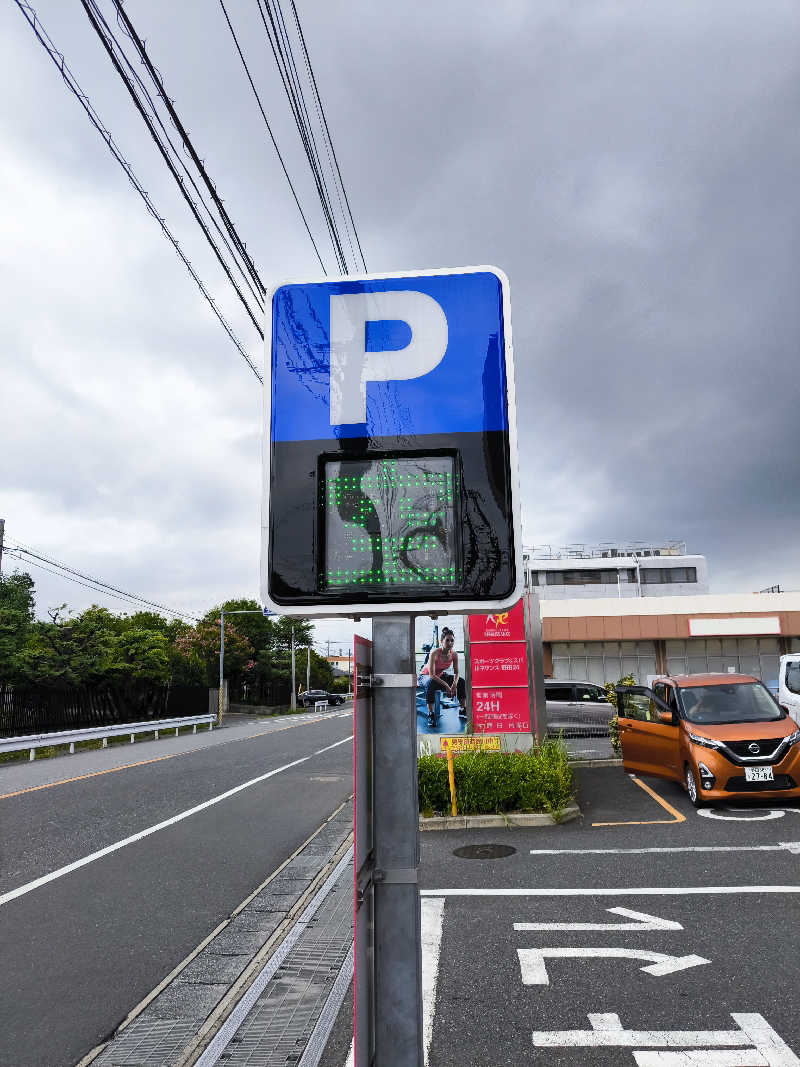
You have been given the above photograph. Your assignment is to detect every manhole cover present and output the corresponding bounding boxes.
[452,844,517,860]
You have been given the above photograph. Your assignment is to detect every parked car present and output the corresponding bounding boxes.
[300,690,345,708]
[616,673,800,807]
[778,654,800,720]
[545,680,612,737]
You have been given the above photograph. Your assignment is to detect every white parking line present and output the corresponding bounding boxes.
[421,897,445,1061]
[529,844,800,855]
[422,885,800,897]
[0,735,353,908]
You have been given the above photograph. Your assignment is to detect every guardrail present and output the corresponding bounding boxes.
[0,714,215,761]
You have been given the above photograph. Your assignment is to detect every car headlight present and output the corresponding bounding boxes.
[782,729,800,748]
[688,732,722,750]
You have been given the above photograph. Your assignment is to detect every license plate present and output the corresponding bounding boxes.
[745,766,774,782]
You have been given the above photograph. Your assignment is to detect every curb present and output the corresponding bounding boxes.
[419,800,580,831]
[571,758,623,768]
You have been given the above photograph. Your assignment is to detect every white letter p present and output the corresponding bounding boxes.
[329,290,448,425]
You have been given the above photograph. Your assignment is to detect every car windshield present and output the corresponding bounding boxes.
[786,662,800,696]
[679,682,781,724]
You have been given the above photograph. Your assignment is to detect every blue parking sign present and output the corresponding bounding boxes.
[261,266,521,616]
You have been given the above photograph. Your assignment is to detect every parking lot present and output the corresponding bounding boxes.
[416,765,800,1065]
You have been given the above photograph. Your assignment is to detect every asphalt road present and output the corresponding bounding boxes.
[417,767,800,1066]
[0,710,354,1067]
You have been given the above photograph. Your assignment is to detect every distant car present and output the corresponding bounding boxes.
[545,680,612,737]
[300,690,345,708]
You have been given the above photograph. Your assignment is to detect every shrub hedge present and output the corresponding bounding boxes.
[418,739,574,819]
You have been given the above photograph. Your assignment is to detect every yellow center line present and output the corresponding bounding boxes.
[0,715,339,801]
[592,775,686,827]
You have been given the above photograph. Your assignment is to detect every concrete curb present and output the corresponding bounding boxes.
[419,800,580,831]
[571,758,623,768]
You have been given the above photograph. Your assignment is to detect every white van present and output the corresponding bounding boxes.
[778,654,800,721]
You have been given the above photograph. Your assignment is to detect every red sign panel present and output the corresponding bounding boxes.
[470,644,528,686]
[468,599,525,643]
[472,686,531,734]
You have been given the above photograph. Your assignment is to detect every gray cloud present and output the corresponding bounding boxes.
[1,0,798,649]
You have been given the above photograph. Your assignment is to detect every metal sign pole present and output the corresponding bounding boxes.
[372,615,423,1066]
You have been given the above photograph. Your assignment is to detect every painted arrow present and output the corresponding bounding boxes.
[517,947,710,985]
[514,907,683,932]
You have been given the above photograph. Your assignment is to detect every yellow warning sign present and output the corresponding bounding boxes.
[440,735,501,753]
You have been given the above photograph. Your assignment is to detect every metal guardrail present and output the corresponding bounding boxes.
[0,714,215,761]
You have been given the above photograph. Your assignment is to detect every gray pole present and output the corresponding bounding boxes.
[0,518,4,576]
[306,644,311,692]
[217,609,225,726]
[290,627,296,711]
[372,615,423,1065]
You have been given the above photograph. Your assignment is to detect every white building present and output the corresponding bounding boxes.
[525,541,708,600]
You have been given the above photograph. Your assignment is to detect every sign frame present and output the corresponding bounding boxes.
[260,264,523,618]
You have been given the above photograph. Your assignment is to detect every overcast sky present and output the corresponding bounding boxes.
[1,0,798,655]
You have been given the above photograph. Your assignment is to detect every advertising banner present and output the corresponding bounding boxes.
[468,600,532,734]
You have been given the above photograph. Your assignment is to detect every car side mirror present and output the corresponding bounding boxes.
[657,708,677,726]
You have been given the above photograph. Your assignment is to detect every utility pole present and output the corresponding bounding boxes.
[218,610,226,727]
[306,644,311,692]
[290,627,296,711]
[347,648,352,697]
[0,518,5,576]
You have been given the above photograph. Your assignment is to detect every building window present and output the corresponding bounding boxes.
[640,567,697,584]
[545,568,636,586]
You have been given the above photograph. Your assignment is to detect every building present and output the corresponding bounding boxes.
[525,541,708,599]
[540,591,800,689]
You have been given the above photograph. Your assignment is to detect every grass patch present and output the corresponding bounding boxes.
[418,739,574,819]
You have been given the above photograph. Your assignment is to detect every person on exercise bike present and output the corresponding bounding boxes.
[424,627,467,727]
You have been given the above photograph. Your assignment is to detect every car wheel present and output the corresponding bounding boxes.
[684,764,704,808]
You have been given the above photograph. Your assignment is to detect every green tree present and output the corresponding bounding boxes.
[0,571,35,683]
[173,617,254,688]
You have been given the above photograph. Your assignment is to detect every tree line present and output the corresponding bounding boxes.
[0,571,336,704]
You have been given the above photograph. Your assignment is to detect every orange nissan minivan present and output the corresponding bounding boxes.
[616,674,800,807]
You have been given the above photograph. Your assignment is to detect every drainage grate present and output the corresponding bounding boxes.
[452,843,517,859]
[201,858,353,1066]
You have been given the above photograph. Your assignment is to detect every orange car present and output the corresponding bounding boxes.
[616,674,800,807]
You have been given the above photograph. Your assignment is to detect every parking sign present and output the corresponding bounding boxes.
[261,266,521,616]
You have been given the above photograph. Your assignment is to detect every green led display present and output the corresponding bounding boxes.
[322,457,458,592]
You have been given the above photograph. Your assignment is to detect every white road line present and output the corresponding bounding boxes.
[0,735,353,908]
[421,897,445,1062]
[422,885,800,897]
[342,900,442,1067]
[529,844,800,855]
[514,907,682,932]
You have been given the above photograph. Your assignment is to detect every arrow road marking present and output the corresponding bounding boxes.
[517,947,710,985]
[531,1012,800,1066]
[514,907,682,932]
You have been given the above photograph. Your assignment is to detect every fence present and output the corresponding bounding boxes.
[0,683,209,738]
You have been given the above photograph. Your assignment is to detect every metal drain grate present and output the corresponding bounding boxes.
[94,1020,197,1066]
[205,862,353,1066]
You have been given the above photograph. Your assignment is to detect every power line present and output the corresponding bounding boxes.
[287,0,367,273]
[254,0,349,273]
[79,0,264,339]
[13,0,262,383]
[217,0,328,275]
[6,536,202,620]
[4,543,200,623]
[108,0,266,305]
